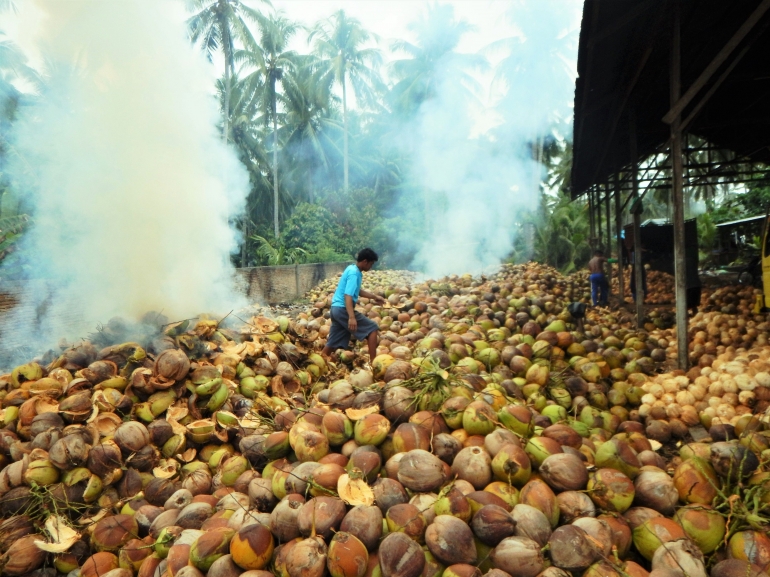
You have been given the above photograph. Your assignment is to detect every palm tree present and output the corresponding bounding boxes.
[279,62,342,203]
[308,10,384,194]
[238,13,299,238]
[488,2,577,150]
[389,4,485,116]
[215,70,273,265]
[251,234,306,265]
[219,73,271,199]
[0,212,29,263]
[186,0,268,144]
[542,137,572,194]
[526,192,591,273]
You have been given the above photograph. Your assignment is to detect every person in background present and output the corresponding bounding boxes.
[588,249,610,307]
[686,251,702,316]
[322,248,386,361]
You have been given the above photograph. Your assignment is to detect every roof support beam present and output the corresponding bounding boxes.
[630,112,644,329]
[670,4,689,371]
[663,0,770,125]
[680,44,751,131]
[680,10,770,132]
[604,178,612,256]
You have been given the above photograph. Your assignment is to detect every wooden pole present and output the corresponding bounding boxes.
[589,187,595,247]
[670,3,689,370]
[604,179,612,258]
[615,172,625,305]
[597,185,603,249]
[605,180,612,300]
[631,112,644,328]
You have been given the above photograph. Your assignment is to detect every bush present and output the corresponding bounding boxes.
[281,203,350,257]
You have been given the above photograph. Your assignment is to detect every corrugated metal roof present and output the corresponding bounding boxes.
[714,214,766,227]
[572,0,770,197]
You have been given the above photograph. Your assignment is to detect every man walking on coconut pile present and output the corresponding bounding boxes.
[322,248,386,362]
[588,249,610,307]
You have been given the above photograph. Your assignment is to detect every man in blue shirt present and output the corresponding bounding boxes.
[322,248,386,361]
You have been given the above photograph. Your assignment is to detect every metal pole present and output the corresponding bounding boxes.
[671,3,689,370]
[631,112,644,328]
[615,172,625,305]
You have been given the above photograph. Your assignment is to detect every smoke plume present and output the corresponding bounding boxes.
[1,1,248,355]
[400,1,579,278]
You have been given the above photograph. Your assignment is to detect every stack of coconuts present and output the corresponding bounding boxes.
[610,269,676,305]
[0,262,768,577]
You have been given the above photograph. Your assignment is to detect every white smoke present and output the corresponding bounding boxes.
[405,1,580,278]
[1,0,248,351]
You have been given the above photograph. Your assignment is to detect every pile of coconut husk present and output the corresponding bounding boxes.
[0,262,768,577]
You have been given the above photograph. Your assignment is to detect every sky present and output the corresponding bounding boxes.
[0,0,584,136]
[273,0,518,55]
[272,0,584,135]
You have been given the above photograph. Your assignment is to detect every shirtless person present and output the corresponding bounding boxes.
[588,249,609,307]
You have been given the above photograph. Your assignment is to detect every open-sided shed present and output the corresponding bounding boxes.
[571,0,770,368]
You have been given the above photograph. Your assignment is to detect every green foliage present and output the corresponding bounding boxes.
[388,4,485,116]
[181,2,766,275]
[251,234,306,266]
[0,191,30,272]
[247,189,391,266]
[309,10,384,194]
[697,211,717,262]
[513,191,591,274]
[317,188,380,251]
[281,203,348,256]
[708,184,770,224]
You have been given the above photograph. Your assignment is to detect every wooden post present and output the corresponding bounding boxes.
[670,4,689,370]
[604,179,612,258]
[630,112,644,328]
[604,181,612,300]
[589,187,595,247]
[615,172,625,305]
[595,186,601,249]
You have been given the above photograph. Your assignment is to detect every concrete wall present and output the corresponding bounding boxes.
[235,262,350,304]
[0,263,349,355]
[0,279,88,363]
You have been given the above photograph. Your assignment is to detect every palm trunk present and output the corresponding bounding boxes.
[342,73,349,195]
[273,89,279,239]
[222,29,244,264]
[222,26,231,145]
[223,65,230,144]
[307,171,314,203]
